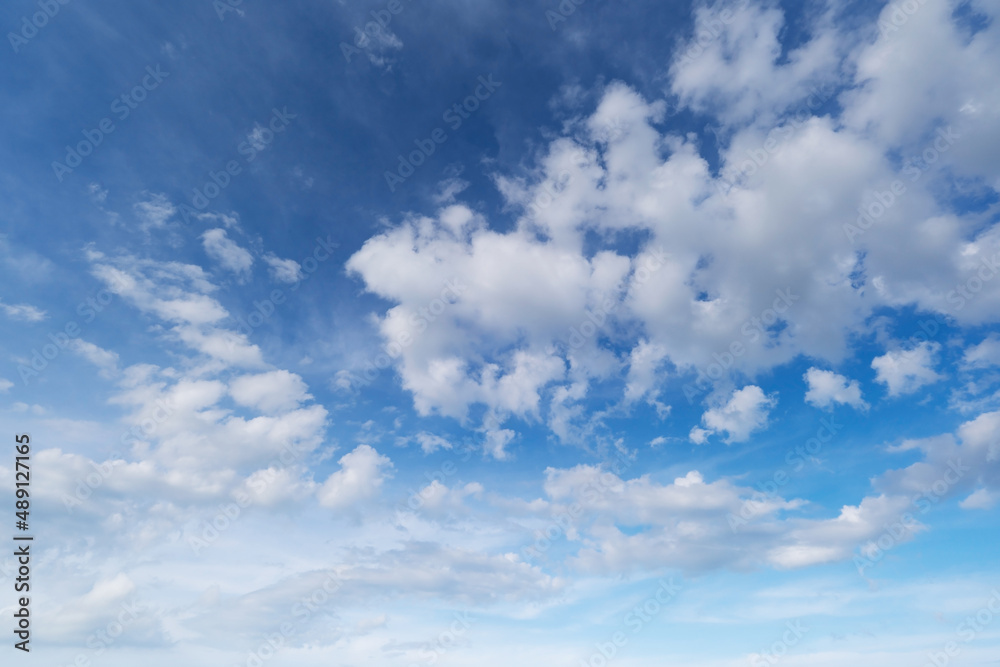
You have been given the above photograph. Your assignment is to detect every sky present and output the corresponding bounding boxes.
[1,0,1000,665]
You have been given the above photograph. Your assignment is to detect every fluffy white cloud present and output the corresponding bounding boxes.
[201,228,253,280]
[804,367,868,410]
[230,370,312,414]
[133,193,176,232]
[262,252,303,283]
[872,342,944,397]
[963,334,1000,369]
[692,385,777,443]
[414,431,452,454]
[318,444,393,509]
[0,377,13,392]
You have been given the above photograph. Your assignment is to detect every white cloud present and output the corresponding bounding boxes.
[804,367,868,410]
[201,228,253,280]
[317,444,393,509]
[414,431,452,454]
[872,342,944,397]
[71,339,119,378]
[230,370,312,414]
[0,300,47,322]
[262,252,303,283]
[694,385,777,443]
[0,378,13,392]
[134,193,176,232]
[963,334,1000,369]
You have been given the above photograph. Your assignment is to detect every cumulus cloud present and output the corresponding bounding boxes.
[872,342,944,397]
[413,431,452,454]
[201,228,254,280]
[317,445,393,509]
[963,335,1000,369]
[804,367,868,410]
[229,370,312,414]
[262,252,303,283]
[691,385,777,444]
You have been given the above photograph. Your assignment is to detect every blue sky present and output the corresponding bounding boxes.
[2,0,1000,665]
